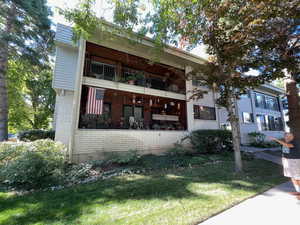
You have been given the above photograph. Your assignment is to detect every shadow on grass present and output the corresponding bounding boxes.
[0,160,285,225]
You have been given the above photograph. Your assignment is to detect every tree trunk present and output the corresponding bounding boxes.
[0,46,9,141]
[0,4,15,141]
[286,75,300,152]
[227,92,243,172]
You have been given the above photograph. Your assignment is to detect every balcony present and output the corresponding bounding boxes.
[83,42,186,99]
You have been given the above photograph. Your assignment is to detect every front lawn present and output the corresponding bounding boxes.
[0,159,286,225]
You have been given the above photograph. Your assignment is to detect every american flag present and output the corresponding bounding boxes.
[86,87,105,114]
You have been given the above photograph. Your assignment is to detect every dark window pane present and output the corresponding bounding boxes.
[255,93,266,108]
[90,61,115,81]
[194,105,216,120]
[104,65,115,81]
[91,62,104,77]
[268,116,276,130]
[275,117,284,131]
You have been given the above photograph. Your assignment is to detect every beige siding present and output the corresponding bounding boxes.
[52,46,78,90]
[54,91,74,146]
[73,130,188,162]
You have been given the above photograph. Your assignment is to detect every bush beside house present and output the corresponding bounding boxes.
[0,129,241,191]
[248,132,280,148]
[19,130,55,142]
[186,129,233,154]
[0,140,66,189]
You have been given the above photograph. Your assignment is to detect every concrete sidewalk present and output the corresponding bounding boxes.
[199,182,300,225]
[199,150,300,225]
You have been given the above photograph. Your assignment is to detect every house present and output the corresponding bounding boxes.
[53,23,285,162]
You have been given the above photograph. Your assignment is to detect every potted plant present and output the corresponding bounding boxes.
[125,75,137,85]
[135,73,145,86]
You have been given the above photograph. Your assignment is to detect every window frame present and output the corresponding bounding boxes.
[242,112,254,124]
[90,60,116,81]
[193,105,216,120]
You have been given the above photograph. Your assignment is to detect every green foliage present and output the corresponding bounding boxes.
[61,0,300,172]
[7,59,55,133]
[187,129,233,154]
[166,142,191,156]
[65,163,93,184]
[104,150,141,165]
[0,140,66,189]
[248,132,266,144]
[0,0,54,140]
[19,130,55,142]
[248,132,280,148]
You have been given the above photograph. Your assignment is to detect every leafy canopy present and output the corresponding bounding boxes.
[0,0,54,65]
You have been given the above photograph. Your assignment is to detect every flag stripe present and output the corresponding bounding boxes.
[86,87,105,115]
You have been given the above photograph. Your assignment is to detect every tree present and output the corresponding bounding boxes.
[61,0,295,172]
[246,0,300,154]
[7,59,55,133]
[7,60,32,133]
[0,0,53,141]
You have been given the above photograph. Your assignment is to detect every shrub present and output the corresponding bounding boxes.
[65,163,93,184]
[248,132,266,144]
[0,140,66,189]
[19,129,55,142]
[187,129,233,154]
[248,132,280,148]
[104,150,141,165]
[166,142,191,156]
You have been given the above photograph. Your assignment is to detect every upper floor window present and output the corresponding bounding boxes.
[255,93,266,108]
[254,92,280,111]
[194,105,216,120]
[265,96,279,111]
[90,61,116,81]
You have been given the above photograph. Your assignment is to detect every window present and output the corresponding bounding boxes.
[254,92,280,111]
[256,114,267,131]
[90,61,116,81]
[194,105,216,120]
[265,96,279,111]
[242,112,254,123]
[255,93,266,108]
[275,117,284,131]
[256,114,284,131]
[267,115,276,130]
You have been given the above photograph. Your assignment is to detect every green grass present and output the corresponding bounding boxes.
[0,159,286,225]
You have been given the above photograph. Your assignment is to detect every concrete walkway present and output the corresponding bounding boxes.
[199,182,300,225]
[199,150,300,225]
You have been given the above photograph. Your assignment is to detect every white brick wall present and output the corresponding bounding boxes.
[73,130,188,162]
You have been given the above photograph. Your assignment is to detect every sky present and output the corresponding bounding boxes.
[47,0,209,59]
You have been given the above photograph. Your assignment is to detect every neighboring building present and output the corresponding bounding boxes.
[53,24,285,162]
[218,85,285,143]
